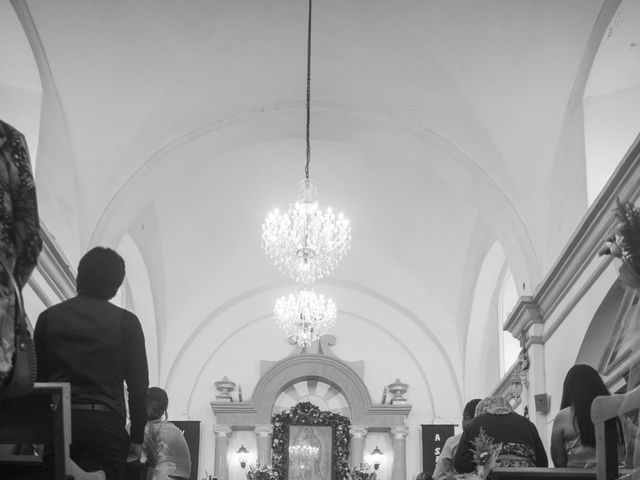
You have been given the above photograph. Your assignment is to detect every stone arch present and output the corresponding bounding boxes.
[211,336,410,429]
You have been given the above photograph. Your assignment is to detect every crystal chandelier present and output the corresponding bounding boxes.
[262,179,350,284]
[289,444,320,472]
[274,288,337,346]
[263,0,350,346]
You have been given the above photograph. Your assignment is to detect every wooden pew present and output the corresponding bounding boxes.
[0,382,105,480]
[591,383,640,480]
[489,467,597,479]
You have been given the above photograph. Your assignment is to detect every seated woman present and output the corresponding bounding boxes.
[143,387,191,480]
[551,364,624,468]
[453,396,548,473]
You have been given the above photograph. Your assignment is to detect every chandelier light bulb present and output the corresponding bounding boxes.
[274,288,337,346]
[262,179,351,284]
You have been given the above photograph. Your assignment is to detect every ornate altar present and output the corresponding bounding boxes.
[210,335,411,480]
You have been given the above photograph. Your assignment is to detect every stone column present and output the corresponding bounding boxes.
[504,297,548,439]
[255,424,274,466]
[525,325,547,438]
[390,426,409,480]
[349,426,368,467]
[214,425,232,480]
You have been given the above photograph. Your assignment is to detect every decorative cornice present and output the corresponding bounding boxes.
[213,425,232,436]
[210,401,257,415]
[349,426,368,438]
[254,424,273,437]
[503,296,542,339]
[505,136,640,340]
[390,425,410,439]
[29,222,76,303]
[526,335,544,347]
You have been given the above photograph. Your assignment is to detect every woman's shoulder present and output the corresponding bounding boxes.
[553,407,572,425]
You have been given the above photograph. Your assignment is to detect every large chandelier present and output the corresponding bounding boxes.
[262,179,350,284]
[263,0,350,346]
[274,289,337,346]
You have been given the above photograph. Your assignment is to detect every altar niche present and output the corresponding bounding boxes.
[210,335,411,480]
[272,402,350,480]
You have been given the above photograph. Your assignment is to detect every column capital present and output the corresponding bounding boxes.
[254,424,274,437]
[390,425,409,440]
[214,424,232,437]
[349,426,368,439]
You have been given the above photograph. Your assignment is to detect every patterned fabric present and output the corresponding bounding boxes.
[475,396,513,416]
[143,420,191,480]
[496,442,536,468]
[0,120,42,380]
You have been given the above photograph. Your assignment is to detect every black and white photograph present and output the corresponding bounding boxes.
[1,1,639,480]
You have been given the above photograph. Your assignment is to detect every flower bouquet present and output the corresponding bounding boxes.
[470,428,502,480]
[246,463,276,480]
[598,199,640,290]
[348,463,377,480]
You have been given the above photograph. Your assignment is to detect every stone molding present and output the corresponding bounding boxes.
[254,424,273,437]
[214,425,232,437]
[211,339,411,428]
[349,426,368,438]
[390,425,410,439]
[504,136,640,343]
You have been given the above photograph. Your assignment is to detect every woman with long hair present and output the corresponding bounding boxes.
[551,364,623,467]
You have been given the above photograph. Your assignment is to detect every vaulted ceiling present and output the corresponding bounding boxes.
[3,0,639,420]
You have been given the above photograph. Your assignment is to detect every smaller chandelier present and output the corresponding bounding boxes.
[263,179,351,285]
[274,288,337,346]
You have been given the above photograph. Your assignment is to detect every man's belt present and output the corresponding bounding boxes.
[71,403,111,412]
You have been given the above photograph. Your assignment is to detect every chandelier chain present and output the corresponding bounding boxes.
[305,0,312,180]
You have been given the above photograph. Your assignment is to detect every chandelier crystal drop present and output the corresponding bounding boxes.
[262,179,351,284]
[274,288,337,347]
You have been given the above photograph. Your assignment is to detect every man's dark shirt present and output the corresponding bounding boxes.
[34,294,149,443]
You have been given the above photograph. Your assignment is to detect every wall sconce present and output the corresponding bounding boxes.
[237,445,249,469]
[371,446,383,470]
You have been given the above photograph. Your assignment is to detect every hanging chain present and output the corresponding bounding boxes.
[305,0,312,180]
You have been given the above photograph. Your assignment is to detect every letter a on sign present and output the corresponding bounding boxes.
[435,434,441,441]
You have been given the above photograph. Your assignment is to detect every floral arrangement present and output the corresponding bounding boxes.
[348,463,377,480]
[470,428,502,480]
[271,401,350,480]
[598,199,640,288]
[246,463,276,480]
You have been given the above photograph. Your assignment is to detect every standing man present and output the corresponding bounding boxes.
[34,247,149,480]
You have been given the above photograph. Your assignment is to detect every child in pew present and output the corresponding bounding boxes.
[142,387,191,480]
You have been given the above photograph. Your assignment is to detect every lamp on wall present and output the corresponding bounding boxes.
[237,445,249,469]
[371,446,383,470]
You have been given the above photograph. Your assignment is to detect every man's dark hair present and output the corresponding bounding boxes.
[147,387,169,421]
[463,398,482,419]
[76,247,125,300]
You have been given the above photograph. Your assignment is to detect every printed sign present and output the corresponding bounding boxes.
[421,424,455,474]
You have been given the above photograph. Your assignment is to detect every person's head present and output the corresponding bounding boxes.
[560,364,610,447]
[76,247,125,300]
[475,396,513,416]
[462,398,482,428]
[147,387,169,421]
